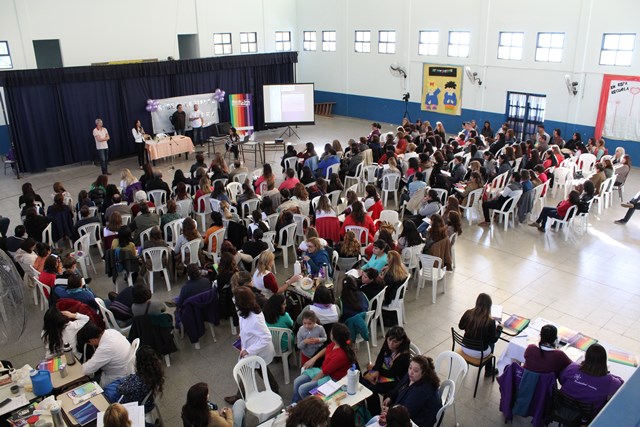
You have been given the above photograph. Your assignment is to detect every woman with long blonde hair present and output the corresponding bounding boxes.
[119,168,138,193]
[337,230,361,258]
[253,251,300,298]
[193,176,212,210]
[382,250,409,305]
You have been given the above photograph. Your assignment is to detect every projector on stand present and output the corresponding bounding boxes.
[275,138,284,144]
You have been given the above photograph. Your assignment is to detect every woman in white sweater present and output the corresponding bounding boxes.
[41,307,90,359]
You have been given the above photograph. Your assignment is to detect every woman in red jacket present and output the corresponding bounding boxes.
[530,190,580,232]
[341,201,376,243]
[291,322,356,403]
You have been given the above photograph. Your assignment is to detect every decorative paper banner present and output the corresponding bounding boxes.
[229,93,254,136]
[595,74,640,142]
[421,64,463,116]
[150,92,219,134]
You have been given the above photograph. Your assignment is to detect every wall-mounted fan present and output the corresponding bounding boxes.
[464,66,482,86]
[565,74,578,96]
[389,63,407,79]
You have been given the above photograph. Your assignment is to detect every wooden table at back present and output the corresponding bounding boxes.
[146,135,195,161]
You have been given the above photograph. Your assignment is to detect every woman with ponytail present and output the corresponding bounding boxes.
[291,323,357,403]
[523,324,572,376]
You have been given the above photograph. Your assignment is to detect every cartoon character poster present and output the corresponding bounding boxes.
[594,74,640,142]
[421,64,463,116]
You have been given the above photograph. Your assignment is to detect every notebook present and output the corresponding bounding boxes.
[69,401,99,426]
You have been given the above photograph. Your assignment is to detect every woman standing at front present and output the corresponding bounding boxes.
[233,286,279,394]
[132,120,146,170]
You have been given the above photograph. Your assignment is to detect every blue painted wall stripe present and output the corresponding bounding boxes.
[315,90,639,160]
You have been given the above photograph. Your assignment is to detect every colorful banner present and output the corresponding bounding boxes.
[421,64,463,116]
[229,93,254,136]
[595,74,640,142]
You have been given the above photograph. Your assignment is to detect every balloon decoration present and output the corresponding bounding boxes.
[213,88,226,103]
[145,99,160,112]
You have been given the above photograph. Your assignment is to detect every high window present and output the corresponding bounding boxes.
[240,32,258,54]
[275,31,291,51]
[303,31,316,51]
[354,31,371,53]
[378,30,396,54]
[536,32,564,62]
[418,31,439,56]
[448,31,470,58]
[213,33,232,55]
[322,31,337,52]
[497,32,524,60]
[600,33,635,66]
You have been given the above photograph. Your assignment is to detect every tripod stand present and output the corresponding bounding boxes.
[279,126,300,139]
[402,99,412,123]
[162,129,176,170]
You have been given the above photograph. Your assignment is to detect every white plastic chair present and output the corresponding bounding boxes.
[577,153,597,175]
[278,223,298,269]
[435,379,456,427]
[138,227,152,247]
[209,198,222,214]
[233,173,248,184]
[180,239,202,267]
[487,171,509,200]
[78,223,103,258]
[432,188,448,206]
[175,199,192,218]
[232,355,284,423]
[417,254,447,303]
[401,244,424,279]
[368,287,387,347]
[410,342,422,356]
[435,350,467,426]
[265,213,279,231]
[241,199,261,218]
[327,190,342,210]
[292,214,310,245]
[283,157,298,173]
[345,225,369,250]
[363,165,379,188]
[311,196,321,212]
[73,232,97,277]
[324,163,340,180]
[121,214,132,225]
[449,233,457,271]
[268,327,297,384]
[148,190,167,213]
[551,167,572,198]
[163,218,185,248]
[344,162,364,193]
[42,223,53,246]
[33,278,50,311]
[382,173,401,207]
[226,182,242,204]
[489,193,522,231]
[459,188,484,225]
[547,205,578,241]
[194,195,212,232]
[382,277,409,326]
[355,310,375,364]
[142,247,172,293]
[203,227,226,263]
[95,298,132,336]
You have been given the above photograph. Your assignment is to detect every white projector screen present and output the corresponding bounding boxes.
[263,83,315,126]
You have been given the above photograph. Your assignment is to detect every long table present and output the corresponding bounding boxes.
[146,135,194,161]
[497,317,637,381]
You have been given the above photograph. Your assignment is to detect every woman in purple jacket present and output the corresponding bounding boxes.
[559,344,624,413]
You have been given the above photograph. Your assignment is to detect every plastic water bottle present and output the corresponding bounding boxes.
[294,258,302,276]
[347,364,359,395]
[63,342,75,365]
[50,404,65,427]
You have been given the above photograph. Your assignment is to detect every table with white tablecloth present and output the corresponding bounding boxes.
[497,317,637,381]
[146,135,195,161]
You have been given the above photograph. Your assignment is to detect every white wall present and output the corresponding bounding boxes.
[295,0,640,127]
[0,0,296,68]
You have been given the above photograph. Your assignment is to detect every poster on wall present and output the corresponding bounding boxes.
[595,74,640,142]
[229,93,254,137]
[421,64,463,116]
[150,93,219,134]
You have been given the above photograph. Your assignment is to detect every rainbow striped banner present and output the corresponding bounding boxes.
[229,93,254,137]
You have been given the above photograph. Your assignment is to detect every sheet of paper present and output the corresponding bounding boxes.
[317,380,341,397]
[0,394,29,416]
[529,318,553,332]
[491,305,503,320]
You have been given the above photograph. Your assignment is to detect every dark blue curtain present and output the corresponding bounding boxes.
[0,52,297,172]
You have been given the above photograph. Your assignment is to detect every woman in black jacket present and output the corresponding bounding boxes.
[361,326,412,415]
[458,293,502,376]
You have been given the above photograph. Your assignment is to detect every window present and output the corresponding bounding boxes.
[497,32,524,60]
[213,33,232,55]
[275,31,291,51]
[600,33,635,66]
[240,32,258,53]
[303,31,316,51]
[354,31,370,53]
[418,31,439,56]
[536,32,564,62]
[322,31,337,52]
[506,92,547,141]
[0,41,13,68]
[448,31,470,57]
[378,30,396,54]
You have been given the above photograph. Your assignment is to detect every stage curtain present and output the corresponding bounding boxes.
[0,52,297,172]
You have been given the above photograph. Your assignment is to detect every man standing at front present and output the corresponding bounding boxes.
[93,118,111,175]
[189,103,204,146]
[171,104,186,135]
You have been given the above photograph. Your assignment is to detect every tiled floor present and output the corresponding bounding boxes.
[1,115,639,426]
